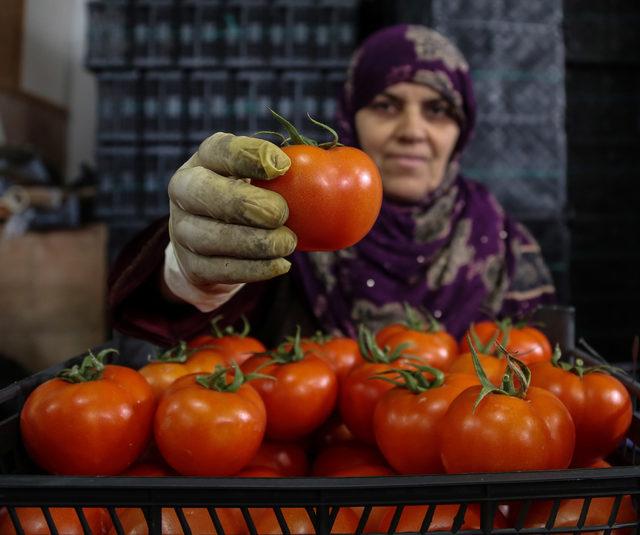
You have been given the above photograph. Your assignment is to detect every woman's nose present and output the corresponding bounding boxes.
[395,108,429,142]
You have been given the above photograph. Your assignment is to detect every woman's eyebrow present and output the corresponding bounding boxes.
[379,92,448,105]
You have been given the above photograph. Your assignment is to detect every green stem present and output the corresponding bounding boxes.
[358,324,408,364]
[195,362,274,392]
[57,349,118,383]
[371,363,446,393]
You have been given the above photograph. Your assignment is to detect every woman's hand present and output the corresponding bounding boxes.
[167,132,297,291]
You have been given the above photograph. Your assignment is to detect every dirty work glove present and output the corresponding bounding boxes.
[164,133,297,310]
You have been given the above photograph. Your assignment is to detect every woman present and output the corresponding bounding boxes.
[109,24,555,347]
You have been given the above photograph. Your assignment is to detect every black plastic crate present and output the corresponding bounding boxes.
[95,146,141,221]
[86,0,131,68]
[142,71,184,143]
[96,71,141,143]
[187,71,234,143]
[132,0,177,67]
[178,0,226,67]
[141,145,184,219]
[1,311,640,534]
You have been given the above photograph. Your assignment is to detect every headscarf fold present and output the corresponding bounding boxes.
[291,24,555,338]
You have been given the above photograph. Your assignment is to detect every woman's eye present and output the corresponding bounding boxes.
[425,101,453,119]
[370,100,397,113]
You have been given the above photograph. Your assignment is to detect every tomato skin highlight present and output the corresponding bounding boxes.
[256,144,383,251]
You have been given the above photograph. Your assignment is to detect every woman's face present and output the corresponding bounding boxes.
[355,82,461,203]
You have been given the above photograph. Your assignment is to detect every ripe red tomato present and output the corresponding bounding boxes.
[440,381,575,473]
[241,337,338,440]
[111,507,244,535]
[378,504,507,532]
[339,326,416,444]
[313,335,364,384]
[529,356,632,467]
[0,507,110,535]
[256,142,382,251]
[447,351,507,386]
[522,496,636,534]
[459,319,552,365]
[154,366,266,476]
[376,305,458,369]
[311,442,388,476]
[253,507,359,534]
[187,315,265,366]
[311,413,356,451]
[374,370,479,474]
[139,343,227,399]
[244,440,309,477]
[20,350,155,475]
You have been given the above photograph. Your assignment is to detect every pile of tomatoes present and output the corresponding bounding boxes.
[6,311,637,535]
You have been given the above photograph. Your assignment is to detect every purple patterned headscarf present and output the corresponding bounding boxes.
[291,24,555,339]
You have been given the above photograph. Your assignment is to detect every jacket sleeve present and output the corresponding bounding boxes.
[107,217,267,347]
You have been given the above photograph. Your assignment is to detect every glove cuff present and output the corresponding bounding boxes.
[163,242,245,312]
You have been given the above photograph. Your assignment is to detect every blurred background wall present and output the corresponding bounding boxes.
[0,0,638,375]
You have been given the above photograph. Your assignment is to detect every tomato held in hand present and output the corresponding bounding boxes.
[529,350,632,467]
[154,365,266,476]
[440,352,575,473]
[255,112,382,251]
[20,349,155,476]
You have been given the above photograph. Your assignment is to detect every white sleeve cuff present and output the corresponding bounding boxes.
[163,242,245,313]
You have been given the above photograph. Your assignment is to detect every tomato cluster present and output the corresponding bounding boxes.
[13,311,636,535]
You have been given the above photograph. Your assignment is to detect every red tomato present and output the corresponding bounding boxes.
[312,413,356,451]
[440,382,575,473]
[378,504,507,532]
[447,351,507,386]
[322,465,394,534]
[236,466,284,477]
[376,306,458,370]
[154,367,266,476]
[20,350,155,476]
[121,461,175,476]
[314,336,364,384]
[253,507,359,534]
[111,507,244,535]
[459,319,552,365]
[522,496,636,534]
[139,343,226,399]
[0,507,110,535]
[244,440,309,477]
[187,315,265,366]
[256,140,383,251]
[374,370,479,474]
[339,326,416,444]
[241,340,338,441]
[529,356,632,467]
[311,442,387,476]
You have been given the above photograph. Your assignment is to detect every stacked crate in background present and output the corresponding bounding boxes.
[86,0,357,261]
